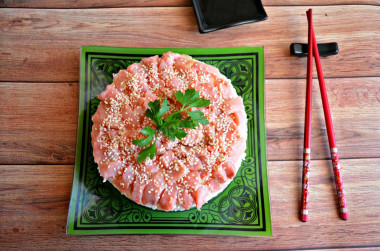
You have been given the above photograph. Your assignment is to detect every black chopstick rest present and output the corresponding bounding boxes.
[290,42,339,57]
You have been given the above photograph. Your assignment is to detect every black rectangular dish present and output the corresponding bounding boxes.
[192,0,268,33]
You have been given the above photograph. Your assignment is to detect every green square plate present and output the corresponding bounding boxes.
[67,46,271,236]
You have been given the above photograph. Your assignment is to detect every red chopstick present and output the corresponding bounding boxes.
[303,9,349,221]
[300,9,313,222]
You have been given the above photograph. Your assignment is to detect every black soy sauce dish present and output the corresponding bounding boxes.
[192,0,268,33]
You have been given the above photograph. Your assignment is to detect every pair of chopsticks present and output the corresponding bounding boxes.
[300,9,348,222]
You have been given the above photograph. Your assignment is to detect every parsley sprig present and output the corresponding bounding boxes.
[132,89,210,163]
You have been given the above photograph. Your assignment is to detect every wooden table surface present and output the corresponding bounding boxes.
[1,0,379,250]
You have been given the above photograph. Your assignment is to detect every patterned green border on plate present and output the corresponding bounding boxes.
[66,46,271,236]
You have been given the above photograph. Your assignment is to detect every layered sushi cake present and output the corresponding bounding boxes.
[91,52,247,211]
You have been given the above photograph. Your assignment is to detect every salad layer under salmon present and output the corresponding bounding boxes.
[91,52,247,211]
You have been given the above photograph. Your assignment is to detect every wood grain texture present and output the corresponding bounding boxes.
[0,82,78,164]
[1,0,378,8]
[1,6,379,82]
[1,158,379,250]
[1,1,379,249]
[1,77,378,165]
[266,77,380,161]
[0,0,191,8]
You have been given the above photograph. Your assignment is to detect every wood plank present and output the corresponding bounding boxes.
[263,0,380,6]
[0,82,78,164]
[0,0,191,8]
[266,77,380,161]
[1,0,378,8]
[1,158,379,249]
[0,6,379,82]
[1,77,379,164]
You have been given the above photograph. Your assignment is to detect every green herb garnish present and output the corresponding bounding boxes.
[132,89,210,163]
